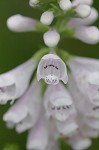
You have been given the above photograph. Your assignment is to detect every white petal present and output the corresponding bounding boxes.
[0,57,36,104]
[75,4,91,18]
[56,117,78,135]
[75,26,99,44]
[43,30,60,47]
[40,11,54,25]
[7,14,37,32]
[44,83,74,121]
[3,106,28,124]
[59,0,72,11]
[26,116,49,150]
[3,80,42,132]
[68,133,92,150]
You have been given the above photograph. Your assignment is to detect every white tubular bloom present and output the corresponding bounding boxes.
[72,0,93,6]
[69,75,99,118]
[59,0,72,11]
[68,8,98,27]
[40,10,54,25]
[75,4,91,18]
[7,14,38,32]
[29,0,39,7]
[26,116,50,150]
[0,57,36,105]
[37,54,68,85]
[75,26,99,44]
[68,56,99,105]
[43,30,60,47]
[44,83,73,121]
[3,80,42,133]
[68,133,92,150]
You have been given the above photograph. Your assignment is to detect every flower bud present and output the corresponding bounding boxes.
[7,14,37,32]
[72,0,93,6]
[59,0,72,11]
[75,26,99,44]
[40,11,54,25]
[29,0,39,7]
[43,30,60,47]
[76,4,91,18]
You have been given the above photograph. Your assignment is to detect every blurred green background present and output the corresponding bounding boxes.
[0,0,99,149]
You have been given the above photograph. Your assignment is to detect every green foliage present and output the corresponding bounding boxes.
[2,144,19,150]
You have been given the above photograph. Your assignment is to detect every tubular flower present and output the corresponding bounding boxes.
[3,80,42,133]
[44,83,73,121]
[37,53,68,85]
[0,57,36,104]
[68,56,99,105]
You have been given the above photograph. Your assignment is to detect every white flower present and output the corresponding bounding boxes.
[68,132,92,150]
[67,1,99,45]
[7,14,38,32]
[74,26,99,44]
[68,56,99,105]
[69,75,99,118]
[3,80,42,133]
[26,115,50,150]
[0,57,36,105]
[72,0,93,6]
[29,0,39,7]
[75,4,91,18]
[68,8,98,27]
[43,30,60,47]
[40,10,54,25]
[44,84,74,121]
[37,54,68,85]
[59,0,72,11]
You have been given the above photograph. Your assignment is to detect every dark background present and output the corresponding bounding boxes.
[0,0,99,149]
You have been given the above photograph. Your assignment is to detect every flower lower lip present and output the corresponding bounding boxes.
[55,114,68,121]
